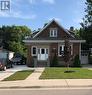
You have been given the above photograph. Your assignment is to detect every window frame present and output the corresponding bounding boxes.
[31,46,37,56]
[58,44,73,56]
[50,28,57,37]
[58,45,65,56]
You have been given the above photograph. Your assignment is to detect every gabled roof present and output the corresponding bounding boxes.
[33,19,75,38]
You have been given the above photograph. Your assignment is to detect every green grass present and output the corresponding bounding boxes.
[3,70,34,81]
[40,68,92,79]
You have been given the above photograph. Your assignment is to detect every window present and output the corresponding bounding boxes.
[41,49,45,54]
[50,28,57,37]
[58,45,73,56]
[32,46,37,56]
[46,49,48,54]
[58,45,64,56]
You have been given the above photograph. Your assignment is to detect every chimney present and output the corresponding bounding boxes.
[70,26,74,32]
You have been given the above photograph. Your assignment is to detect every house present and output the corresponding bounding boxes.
[23,19,86,67]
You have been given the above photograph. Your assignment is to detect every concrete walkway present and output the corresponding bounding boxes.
[26,68,45,80]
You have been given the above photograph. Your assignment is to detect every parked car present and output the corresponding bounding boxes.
[0,61,6,71]
[11,53,26,65]
[0,59,13,71]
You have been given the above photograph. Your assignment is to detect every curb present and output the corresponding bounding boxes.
[0,85,92,89]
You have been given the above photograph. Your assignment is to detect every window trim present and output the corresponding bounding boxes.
[31,46,37,56]
[50,28,57,37]
[58,44,73,56]
[58,45,65,56]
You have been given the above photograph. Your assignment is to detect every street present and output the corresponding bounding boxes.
[0,88,92,95]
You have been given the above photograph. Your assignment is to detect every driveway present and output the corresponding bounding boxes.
[82,64,92,70]
[0,65,35,81]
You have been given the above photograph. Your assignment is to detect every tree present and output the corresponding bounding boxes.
[79,0,92,50]
[79,0,92,64]
[64,38,71,72]
[0,25,31,57]
[74,29,81,38]
[84,0,92,25]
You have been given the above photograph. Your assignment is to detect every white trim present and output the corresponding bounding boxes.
[33,19,75,38]
[37,48,49,61]
[58,45,65,56]
[23,40,86,43]
[58,44,73,56]
[24,40,64,43]
[31,46,37,56]
[50,28,57,37]
[37,48,49,55]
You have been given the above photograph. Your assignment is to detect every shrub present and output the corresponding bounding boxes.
[73,55,81,67]
[51,54,59,67]
[89,54,92,64]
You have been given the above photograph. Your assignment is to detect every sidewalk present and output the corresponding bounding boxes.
[0,79,92,88]
[0,68,92,88]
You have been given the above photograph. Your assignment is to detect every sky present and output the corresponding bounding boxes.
[0,0,86,31]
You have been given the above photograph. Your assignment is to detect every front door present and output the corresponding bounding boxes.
[38,48,48,61]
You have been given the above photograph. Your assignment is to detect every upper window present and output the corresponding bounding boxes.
[50,28,57,37]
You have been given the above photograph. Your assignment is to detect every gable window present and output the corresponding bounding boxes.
[50,28,57,37]
[32,46,37,56]
[58,45,64,56]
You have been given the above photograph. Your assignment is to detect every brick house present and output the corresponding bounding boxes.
[23,19,85,67]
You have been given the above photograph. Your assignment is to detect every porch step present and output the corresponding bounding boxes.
[37,61,49,67]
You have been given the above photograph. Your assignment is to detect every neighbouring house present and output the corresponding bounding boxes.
[0,48,14,64]
[23,19,86,67]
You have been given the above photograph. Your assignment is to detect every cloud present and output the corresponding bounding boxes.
[28,0,55,5]
[0,11,36,20]
[0,0,37,20]
[29,0,36,4]
[42,0,55,4]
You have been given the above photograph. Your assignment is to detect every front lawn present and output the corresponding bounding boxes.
[3,70,33,81]
[40,68,92,79]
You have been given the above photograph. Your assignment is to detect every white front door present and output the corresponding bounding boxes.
[38,48,48,61]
